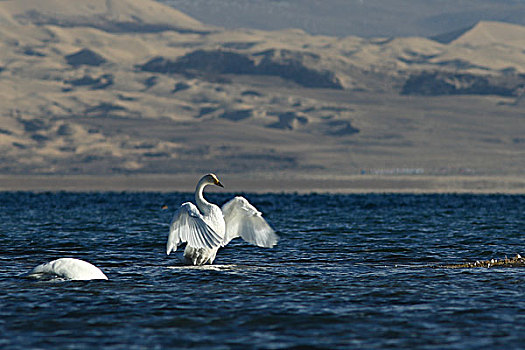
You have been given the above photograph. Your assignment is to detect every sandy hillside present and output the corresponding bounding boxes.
[159,0,525,38]
[0,0,523,191]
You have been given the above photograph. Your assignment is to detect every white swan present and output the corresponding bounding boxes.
[167,173,278,265]
[27,258,108,280]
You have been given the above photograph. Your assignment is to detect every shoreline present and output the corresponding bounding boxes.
[0,174,524,194]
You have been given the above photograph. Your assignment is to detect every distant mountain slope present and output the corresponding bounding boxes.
[430,25,476,44]
[159,0,525,38]
[0,0,523,177]
[450,21,525,46]
[1,0,209,33]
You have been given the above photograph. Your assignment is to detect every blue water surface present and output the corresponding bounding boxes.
[0,192,523,349]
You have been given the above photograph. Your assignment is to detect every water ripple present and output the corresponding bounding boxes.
[0,193,524,349]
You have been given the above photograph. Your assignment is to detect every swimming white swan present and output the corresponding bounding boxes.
[167,173,278,265]
[27,258,108,280]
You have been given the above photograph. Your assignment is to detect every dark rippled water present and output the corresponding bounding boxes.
[0,192,524,349]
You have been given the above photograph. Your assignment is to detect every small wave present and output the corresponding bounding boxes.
[22,272,72,283]
[166,264,257,271]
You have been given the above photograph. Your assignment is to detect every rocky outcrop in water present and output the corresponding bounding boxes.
[441,254,525,268]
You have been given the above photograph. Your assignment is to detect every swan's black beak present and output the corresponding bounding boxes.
[216,181,224,188]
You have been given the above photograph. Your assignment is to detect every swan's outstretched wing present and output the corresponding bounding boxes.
[221,196,278,247]
[167,202,222,255]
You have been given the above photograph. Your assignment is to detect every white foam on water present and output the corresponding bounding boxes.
[166,264,261,271]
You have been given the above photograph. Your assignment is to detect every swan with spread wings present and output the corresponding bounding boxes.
[166,174,278,265]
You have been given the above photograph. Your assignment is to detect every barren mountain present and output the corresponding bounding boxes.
[0,0,523,190]
[160,0,525,38]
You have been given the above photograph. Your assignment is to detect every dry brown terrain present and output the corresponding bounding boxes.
[1,174,524,194]
[0,0,523,192]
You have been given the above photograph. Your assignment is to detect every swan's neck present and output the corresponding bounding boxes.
[195,180,212,213]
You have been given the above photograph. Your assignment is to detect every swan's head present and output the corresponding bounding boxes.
[201,173,224,188]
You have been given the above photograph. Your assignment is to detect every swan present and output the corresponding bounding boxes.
[167,173,278,265]
[27,258,108,280]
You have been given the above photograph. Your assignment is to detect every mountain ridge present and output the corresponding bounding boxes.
[159,0,525,38]
[1,0,207,32]
[0,0,523,181]
[450,20,525,46]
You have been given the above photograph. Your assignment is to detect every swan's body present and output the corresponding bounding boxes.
[167,174,278,265]
[27,258,108,280]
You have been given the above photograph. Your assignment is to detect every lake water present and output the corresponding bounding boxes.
[0,192,523,349]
